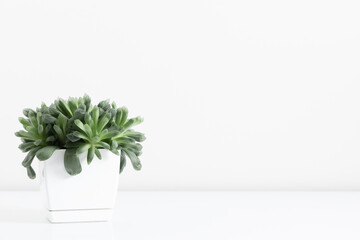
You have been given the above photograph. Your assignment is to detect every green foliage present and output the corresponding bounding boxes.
[15,94,146,179]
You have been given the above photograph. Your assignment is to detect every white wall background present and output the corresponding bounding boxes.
[0,0,360,191]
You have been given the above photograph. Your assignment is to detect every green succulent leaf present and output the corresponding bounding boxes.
[53,125,65,142]
[97,114,110,133]
[26,166,36,179]
[64,148,82,176]
[119,150,126,173]
[18,117,31,128]
[94,148,102,159]
[22,147,41,167]
[84,124,93,138]
[78,103,86,112]
[124,131,146,142]
[101,130,120,140]
[123,117,143,130]
[92,106,99,122]
[34,139,43,146]
[100,129,108,138]
[45,124,52,134]
[74,119,86,132]
[57,113,68,132]
[15,130,36,140]
[112,101,117,109]
[73,131,90,141]
[67,133,80,142]
[92,136,100,142]
[76,143,92,155]
[98,99,110,111]
[87,146,95,164]
[25,126,37,136]
[68,98,78,114]
[42,114,57,124]
[83,94,91,111]
[29,116,38,129]
[115,137,136,145]
[115,108,122,125]
[57,99,73,118]
[36,112,42,124]
[111,140,118,150]
[124,149,141,170]
[19,142,35,152]
[23,108,36,117]
[49,107,60,117]
[96,141,110,149]
[118,107,128,126]
[36,146,58,161]
[46,136,56,143]
[110,148,119,155]
[84,113,93,126]
[120,142,143,153]
[38,125,44,135]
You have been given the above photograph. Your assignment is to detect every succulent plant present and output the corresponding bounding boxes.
[15,95,146,179]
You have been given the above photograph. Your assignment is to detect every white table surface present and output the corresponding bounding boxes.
[1,191,360,240]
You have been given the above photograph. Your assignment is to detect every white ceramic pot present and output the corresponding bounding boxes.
[39,149,120,223]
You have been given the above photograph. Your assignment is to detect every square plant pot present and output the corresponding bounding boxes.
[39,149,120,223]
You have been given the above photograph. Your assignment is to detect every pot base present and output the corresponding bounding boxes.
[47,208,113,223]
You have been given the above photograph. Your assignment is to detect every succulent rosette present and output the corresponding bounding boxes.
[15,95,145,179]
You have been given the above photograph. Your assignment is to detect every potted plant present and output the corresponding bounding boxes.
[15,95,146,223]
